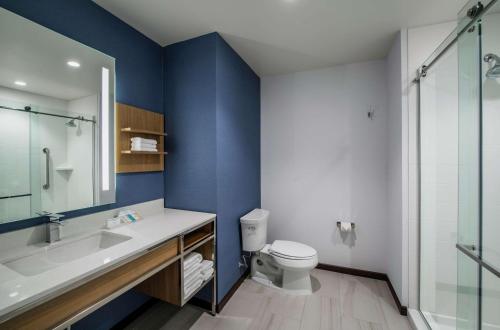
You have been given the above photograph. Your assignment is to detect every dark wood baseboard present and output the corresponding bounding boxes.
[316,263,407,316]
[317,263,387,280]
[384,274,408,316]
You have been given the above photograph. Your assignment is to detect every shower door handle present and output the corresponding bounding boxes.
[456,243,500,278]
[42,147,50,190]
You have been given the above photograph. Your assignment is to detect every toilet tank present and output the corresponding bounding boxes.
[240,209,269,252]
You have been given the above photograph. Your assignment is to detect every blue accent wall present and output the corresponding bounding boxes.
[164,34,217,213]
[164,33,261,303]
[0,0,164,328]
[215,35,261,300]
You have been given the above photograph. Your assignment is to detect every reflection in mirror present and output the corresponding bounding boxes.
[0,8,116,224]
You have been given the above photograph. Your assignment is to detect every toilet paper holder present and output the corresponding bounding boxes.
[336,221,355,229]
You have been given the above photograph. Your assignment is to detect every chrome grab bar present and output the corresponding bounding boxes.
[456,243,500,278]
[42,147,50,190]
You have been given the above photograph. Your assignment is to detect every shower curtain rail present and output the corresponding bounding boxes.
[414,0,498,82]
[0,105,96,123]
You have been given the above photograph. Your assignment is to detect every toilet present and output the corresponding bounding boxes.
[240,209,318,295]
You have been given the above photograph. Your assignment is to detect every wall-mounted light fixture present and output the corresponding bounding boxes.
[101,67,110,191]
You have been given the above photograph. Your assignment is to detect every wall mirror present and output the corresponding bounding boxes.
[0,8,116,224]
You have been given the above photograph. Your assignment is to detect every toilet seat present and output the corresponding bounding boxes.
[269,240,317,260]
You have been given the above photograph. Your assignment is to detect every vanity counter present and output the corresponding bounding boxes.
[0,208,216,321]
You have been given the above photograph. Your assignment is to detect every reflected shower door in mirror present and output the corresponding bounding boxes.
[0,7,116,224]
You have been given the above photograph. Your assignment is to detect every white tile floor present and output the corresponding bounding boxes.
[190,269,412,330]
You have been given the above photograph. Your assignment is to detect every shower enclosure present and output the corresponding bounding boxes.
[417,0,500,329]
[0,101,96,223]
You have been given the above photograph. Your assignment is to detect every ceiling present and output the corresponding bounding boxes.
[0,7,114,101]
[94,0,466,76]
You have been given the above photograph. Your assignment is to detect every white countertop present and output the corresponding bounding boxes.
[0,208,216,319]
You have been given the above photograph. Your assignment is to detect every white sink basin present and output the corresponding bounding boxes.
[2,231,132,276]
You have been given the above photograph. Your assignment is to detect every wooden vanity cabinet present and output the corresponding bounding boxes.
[0,219,216,330]
[1,238,179,330]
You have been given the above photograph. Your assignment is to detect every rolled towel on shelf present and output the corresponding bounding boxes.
[200,260,213,273]
[201,268,214,281]
[183,252,203,270]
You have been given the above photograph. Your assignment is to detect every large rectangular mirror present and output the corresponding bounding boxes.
[0,8,116,224]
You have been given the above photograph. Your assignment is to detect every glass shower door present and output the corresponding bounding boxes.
[0,101,32,222]
[419,38,460,329]
[456,17,481,330]
[457,1,500,328]
[478,3,500,329]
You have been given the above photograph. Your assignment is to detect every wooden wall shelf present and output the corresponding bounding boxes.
[116,103,165,173]
[121,150,168,155]
[120,128,167,136]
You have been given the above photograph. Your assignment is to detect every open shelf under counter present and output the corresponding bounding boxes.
[182,273,215,305]
[182,222,215,251]
[136,217,216,313]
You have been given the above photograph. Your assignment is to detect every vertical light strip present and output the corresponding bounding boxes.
[101,67,110,191]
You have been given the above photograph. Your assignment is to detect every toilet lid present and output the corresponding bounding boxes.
[270,240,317,260]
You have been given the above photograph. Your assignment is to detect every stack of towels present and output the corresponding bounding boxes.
[183,252,215,298]
[130,137,158,152]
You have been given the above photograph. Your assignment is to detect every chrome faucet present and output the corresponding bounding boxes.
[46,213,65,243]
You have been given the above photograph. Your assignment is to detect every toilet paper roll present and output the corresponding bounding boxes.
[339,222,352,232]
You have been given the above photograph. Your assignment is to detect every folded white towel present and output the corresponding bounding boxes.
[201,268,214,281]
[185,271,200,287]
[184,264,201,282]
[131,139,157,145]
[131,143,157,149]
[184,272,203,289]
[131,137,157,144]
[131,140,157,148]
[183,252,203,270]
[184,278,203,297]
[200,260,213,272]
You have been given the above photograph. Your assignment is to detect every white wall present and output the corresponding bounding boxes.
[261,60,389,273]
[386,31,408,305]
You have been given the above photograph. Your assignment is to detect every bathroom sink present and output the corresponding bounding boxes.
[2,231,132,276]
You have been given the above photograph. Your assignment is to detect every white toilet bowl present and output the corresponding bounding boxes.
[251,241,318,294]
[241,209,318,295]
